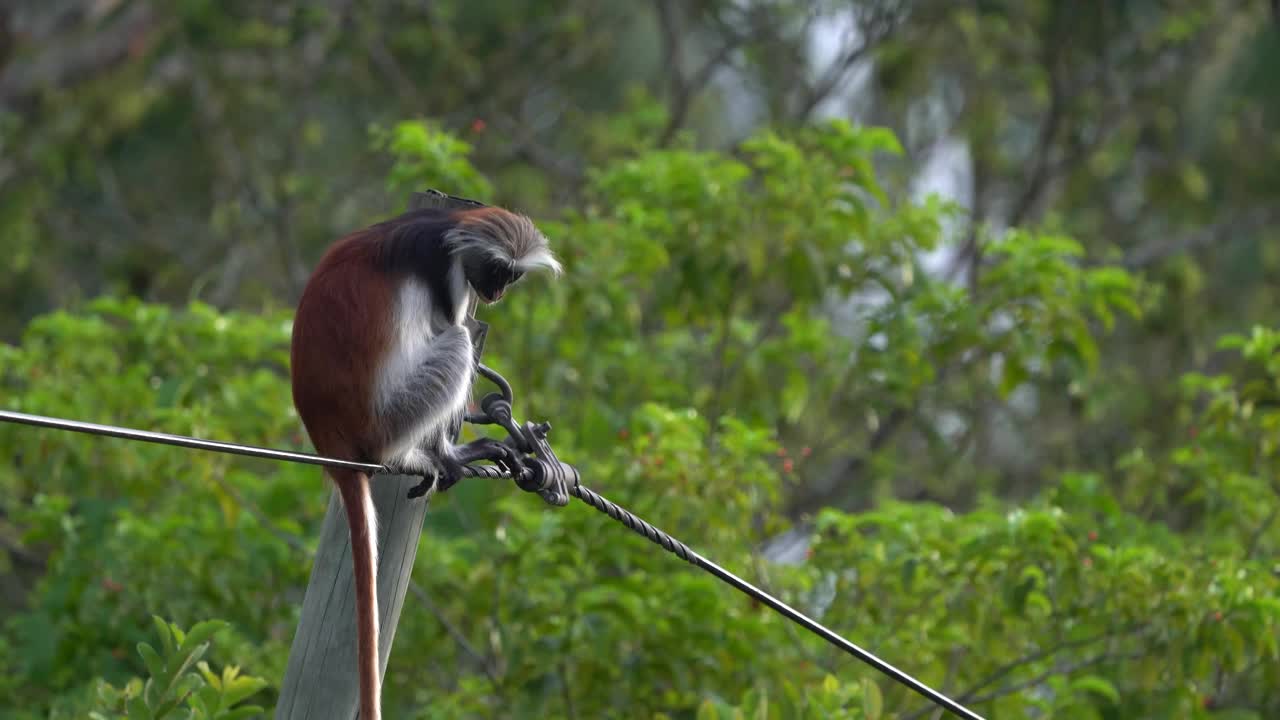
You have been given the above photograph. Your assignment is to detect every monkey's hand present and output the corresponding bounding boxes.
[454,436,526,481]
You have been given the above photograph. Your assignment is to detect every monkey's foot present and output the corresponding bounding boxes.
[406,475,437,499]
[432,456,467,495]
[384,451,444,500]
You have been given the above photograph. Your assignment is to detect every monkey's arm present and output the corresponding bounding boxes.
[377,325,474,468]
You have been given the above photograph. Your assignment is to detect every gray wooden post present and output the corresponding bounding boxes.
[276,192,487,719]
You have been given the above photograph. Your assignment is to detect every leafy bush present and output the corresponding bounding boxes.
[91,617,267,720]
[2,121,1277,719]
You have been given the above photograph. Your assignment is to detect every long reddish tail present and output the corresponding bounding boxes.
[334,470,381,720]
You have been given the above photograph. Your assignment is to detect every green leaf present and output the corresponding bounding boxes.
[179,620,229,655]
[136,643,166,689]
[1179,164,1209,200]
[860,678,883,719]
[221,673,269,706]
[781,370,809,423]
[152,616,175,656]
[127,695,152,720]
[1071,675,1120,704]
[999,357,1029,398]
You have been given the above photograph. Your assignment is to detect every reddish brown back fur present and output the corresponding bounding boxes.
[290,230,395,461]
[455,206,502,220]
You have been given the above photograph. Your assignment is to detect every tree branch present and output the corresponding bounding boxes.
[485,112,585,183]
[954,623,1147,704]
[407,581,502,688]
[794,4,905,121]
[1006,35,1066,227]
[1122,208,1277,269]
[965,650,1145,706]
[0,2,158,111]
[653,0,751,146]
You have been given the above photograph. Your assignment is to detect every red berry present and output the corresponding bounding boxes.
[1088,531,1098,541]
[783,459,794,473]
[801,446,812,457]
[470,118,487,133]
[1082,557,1093,568]
[618,428,630,440]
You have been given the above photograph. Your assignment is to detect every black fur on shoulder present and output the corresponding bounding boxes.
[371,208,466,321]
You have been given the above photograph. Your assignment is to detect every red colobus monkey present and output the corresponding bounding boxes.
[289,203,561,720]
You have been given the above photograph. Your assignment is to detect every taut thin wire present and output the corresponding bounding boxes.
[0,409,386,474]
[0,408,984,720]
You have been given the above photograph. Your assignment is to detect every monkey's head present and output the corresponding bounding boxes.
[447,207,562,304]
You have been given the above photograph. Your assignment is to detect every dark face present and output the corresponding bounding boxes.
[464,254,524,304]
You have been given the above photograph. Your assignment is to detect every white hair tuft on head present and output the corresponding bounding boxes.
[445,207,563,276]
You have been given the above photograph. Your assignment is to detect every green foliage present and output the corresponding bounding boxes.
[90,617,267,720]
[3,96,1279,720]
[476,118,1146,506]
[372,120,494,202]
[691,674,885,720]
[0,297,308,715]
